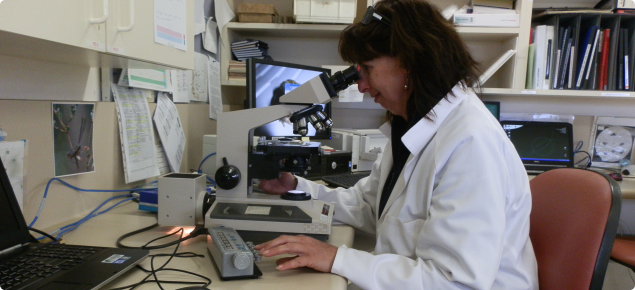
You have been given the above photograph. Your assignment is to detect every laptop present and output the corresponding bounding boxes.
[321,171,371,188]
[0,157,149,290]
[501,121,574,174]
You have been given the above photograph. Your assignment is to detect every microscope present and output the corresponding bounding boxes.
[204,65,360,243]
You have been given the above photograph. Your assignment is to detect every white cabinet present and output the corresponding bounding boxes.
[0,0,193,70]
[105,0,193,69]
[0,0,106,50]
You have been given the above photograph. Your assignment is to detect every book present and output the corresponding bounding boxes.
[544,26,555,89]
[618,29,625,90]
[526,43,536,89]
[575,25,599,90]
[598,29,611,90]
[568,45,576,89]
[553,27,571,89]
[533,25,549,89]
[479,49,516,84]
[582,28,601,89]
[620,28,630,90]
[558,37,573,89]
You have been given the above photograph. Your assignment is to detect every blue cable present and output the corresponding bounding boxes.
[198,152,216,173]
[36,194,134,241]
[198,152,217,186]
[54,195,135,240]
[30,178,148,228]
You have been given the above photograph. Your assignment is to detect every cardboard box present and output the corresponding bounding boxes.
[237,4,278,23]
[238,3,277,14]
[239,13,274,23]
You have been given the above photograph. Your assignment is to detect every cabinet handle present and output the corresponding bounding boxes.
[118,0,135,32]
[90,0,109,24]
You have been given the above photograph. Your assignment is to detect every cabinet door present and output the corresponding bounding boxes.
[105,0,193,70]
[0,0,107,51]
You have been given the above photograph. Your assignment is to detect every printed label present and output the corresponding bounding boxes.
[102,254,131,264]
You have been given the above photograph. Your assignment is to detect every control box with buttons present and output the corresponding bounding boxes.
[206,226,262,280]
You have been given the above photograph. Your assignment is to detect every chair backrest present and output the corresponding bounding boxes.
[529,168,621,290]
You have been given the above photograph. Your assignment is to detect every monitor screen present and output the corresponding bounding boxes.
[483,101,500,121]
[246,59,331,139]
[501,121,573,165]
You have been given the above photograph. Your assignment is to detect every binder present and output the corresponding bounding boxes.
[533,25,549,89]
[526,43,536,89]
[606,16,621,90]
[575,25,599,89]
[553,26,571,89]
[598,29,611,90]
[557,15,582,89]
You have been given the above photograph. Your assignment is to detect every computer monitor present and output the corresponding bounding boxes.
[246,58,332,140]
[483,101,500,121]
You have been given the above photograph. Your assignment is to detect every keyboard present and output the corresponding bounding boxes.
[321,172,371,188]
[0,244,101,290]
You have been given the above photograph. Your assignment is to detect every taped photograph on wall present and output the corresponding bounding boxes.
[52,103,95,177]
[589,116,635,173]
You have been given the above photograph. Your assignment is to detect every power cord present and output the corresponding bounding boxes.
[110,227,211,290]
[28,227,59,243]
[573,141,592,169]
[116,223,207,250]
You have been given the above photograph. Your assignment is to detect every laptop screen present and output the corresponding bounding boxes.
[501,121,574,170]
[0,157,31,251]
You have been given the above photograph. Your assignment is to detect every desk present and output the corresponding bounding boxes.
[58,202,354,290]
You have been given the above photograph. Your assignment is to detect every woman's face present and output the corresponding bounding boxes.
[357,56,410,119]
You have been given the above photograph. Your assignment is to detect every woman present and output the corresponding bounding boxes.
[255,0,538,288]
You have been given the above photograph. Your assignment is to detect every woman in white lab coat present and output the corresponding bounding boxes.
[255,0,539,288]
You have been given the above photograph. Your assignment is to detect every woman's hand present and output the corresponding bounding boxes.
[258,172,297,195]
[254,235,338,273]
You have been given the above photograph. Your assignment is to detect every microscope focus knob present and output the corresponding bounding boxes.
[232,253,251,270]
[215,157,241,189]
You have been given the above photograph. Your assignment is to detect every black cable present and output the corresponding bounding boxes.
[29,227,59,242]
[574,150,592,169]
[116,223,206,250]
[110,227,211,290]
[116,223,159,249]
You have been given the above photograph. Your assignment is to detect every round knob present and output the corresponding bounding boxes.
[232,253,251,270]
[215,157,241,190]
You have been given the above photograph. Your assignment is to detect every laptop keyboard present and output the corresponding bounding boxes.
[0,244,102,290]
[321,172,371,188]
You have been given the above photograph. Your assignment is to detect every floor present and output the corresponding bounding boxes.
[603,260,635,290]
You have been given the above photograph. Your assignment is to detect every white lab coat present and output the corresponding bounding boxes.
[297,84,538,290]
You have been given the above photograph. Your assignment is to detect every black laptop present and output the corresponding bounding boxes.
[0,157,149,290]
[501,121,575,174]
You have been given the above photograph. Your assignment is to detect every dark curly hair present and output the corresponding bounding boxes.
[339,0,480,121]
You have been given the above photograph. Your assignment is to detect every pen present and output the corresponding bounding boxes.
[467,0,473,14]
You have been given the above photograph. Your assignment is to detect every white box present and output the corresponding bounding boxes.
[202,135,217,177]
[322,129,388,172]
[158,173,207,226]
[453,13,519,27]
[294,0,357,24]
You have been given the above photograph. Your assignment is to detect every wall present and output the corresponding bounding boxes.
[0,56,217,232]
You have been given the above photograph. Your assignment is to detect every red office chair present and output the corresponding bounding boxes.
[611,237,635,271]
[529,168,621,290]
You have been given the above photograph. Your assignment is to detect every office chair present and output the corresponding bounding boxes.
[529,168,621,290]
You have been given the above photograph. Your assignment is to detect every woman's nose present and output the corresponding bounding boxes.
[356,75,370,93]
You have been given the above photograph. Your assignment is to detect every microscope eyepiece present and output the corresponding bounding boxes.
[329,65,361,92]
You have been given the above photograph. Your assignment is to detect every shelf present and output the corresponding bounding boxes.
[226,22,520,41]
[222,79,247,86]
[482,88,635,99]
[226,22,348,38]
[457,27,521,41]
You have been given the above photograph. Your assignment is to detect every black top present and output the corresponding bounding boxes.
[378,113,423,217]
